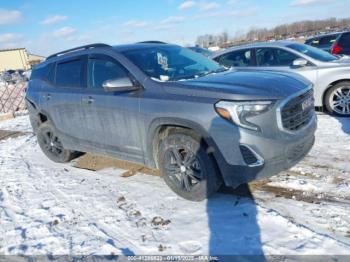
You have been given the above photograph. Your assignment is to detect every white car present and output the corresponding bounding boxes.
[212,41,350,116]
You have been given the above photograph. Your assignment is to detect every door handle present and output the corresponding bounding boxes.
[43,94,51,101]
[82,96,94,104]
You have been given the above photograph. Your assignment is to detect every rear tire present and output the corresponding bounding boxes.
[158,129,222,201]
[37,122,77,163]
[325,82,350,116]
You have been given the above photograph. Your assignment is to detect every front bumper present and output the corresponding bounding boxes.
[210,113,317,188]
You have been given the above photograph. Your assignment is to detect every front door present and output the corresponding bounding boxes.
[80,54,143,163]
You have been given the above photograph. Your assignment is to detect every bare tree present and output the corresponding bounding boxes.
[195,17,350,48]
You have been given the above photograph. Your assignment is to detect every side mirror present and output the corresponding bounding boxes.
[102,77,139,92]
[292,58,308,68]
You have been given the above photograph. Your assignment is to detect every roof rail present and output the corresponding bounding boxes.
[137,41,167,44]
[46,43,111,60]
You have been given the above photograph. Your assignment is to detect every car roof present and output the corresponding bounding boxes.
[212,40,296,57]
[42,42,180,65]
[306,32,341,40]
[113,43,179,52]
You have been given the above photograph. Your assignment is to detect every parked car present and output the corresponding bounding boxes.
[1,69,27,84]
[305,32,340,52]
[1,71,12,83]
[188,46,213,57]
[212,41,350,116]
[331,31,350,56]
[26,43,316,201]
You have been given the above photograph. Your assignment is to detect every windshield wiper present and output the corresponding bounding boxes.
[171,67,229,81]
[198,67,229,77]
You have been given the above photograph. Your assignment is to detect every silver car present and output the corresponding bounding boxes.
[212,41,350,116]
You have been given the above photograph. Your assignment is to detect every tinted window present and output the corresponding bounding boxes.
[31,64,51,81]
[88,58,129,89]
[256,48,298,66]
[305,38,319,47]
[339,32,350,47]
[288,43,338,62]
[216,49,252,67]
[55,59,84,87]
[319,35,338,45]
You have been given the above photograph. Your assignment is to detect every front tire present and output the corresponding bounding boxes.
[158,129,222,201]
[37,122,77,163]
[325,82,350,116]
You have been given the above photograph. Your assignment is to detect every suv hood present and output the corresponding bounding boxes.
[165,70,311,101]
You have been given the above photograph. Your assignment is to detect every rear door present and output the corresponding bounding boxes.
[80,54,143,162]
[42,56,88,149]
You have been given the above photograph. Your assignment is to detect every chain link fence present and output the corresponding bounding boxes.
[0,82,27,115]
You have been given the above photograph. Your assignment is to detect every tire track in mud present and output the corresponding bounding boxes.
[221,177,350,208]
[0,130,30,141]
[252,183,350,206]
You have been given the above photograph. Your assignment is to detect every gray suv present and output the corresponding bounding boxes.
[26,43,317,201]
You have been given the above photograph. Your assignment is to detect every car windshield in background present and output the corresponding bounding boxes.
[122,45,225,81]
[287,43,338,62]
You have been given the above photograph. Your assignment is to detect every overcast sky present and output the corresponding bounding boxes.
[0,0,349,56]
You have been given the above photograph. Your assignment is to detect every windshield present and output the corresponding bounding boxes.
[188,47,213,57]
[122,45,225,81]
[287,43,338,62]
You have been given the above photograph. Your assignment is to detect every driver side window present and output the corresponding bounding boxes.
[256,48,299,67]
[88,56,129,89]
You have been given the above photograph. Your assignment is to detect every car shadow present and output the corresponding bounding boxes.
[204,119,265,261]
[206,185,265,261]
[335,116,350,134]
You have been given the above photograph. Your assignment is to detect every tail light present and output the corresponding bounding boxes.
[331,43,342,55]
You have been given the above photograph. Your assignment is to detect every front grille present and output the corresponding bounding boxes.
[240,145,258,165]
[281,89,314,131]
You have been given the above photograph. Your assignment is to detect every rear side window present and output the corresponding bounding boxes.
[338,33,350,47]
[55,59,84,88]
[319,35,338,46]
[31,63,52,81]
[88,57,129,89]
[215,49,253,67]
[305,38,319,47]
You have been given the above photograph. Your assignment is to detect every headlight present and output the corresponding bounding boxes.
[215,100,274,131]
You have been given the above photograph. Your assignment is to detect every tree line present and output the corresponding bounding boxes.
[196,17,350,48]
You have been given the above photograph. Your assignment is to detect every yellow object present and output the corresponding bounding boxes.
[0,48,45,72]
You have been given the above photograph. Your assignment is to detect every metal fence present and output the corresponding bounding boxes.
[0,82,27,114]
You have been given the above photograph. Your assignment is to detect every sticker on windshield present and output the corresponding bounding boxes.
[157,52,168,70]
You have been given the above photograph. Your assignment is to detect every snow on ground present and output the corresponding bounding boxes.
[0,115,350,257]
[0,114,32,133]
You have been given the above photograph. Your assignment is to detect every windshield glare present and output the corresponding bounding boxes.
[287,43,338,62]
[122,45,224,81]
